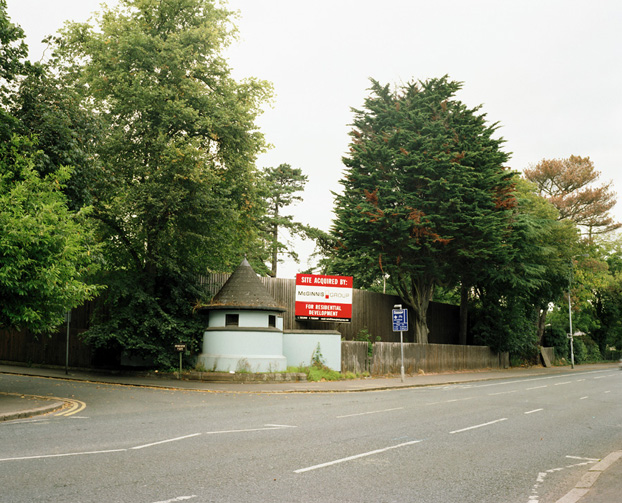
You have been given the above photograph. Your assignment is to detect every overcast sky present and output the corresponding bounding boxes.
[7,0,622,277]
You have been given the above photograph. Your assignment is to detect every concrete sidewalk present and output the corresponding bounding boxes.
[1,362,620,503]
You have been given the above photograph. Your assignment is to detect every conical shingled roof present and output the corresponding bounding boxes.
[208,258,286,312]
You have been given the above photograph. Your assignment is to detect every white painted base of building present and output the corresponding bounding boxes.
[283,330,341,371]
[199,328,287,373]
[198,327,342,373]
[197,353,287,373]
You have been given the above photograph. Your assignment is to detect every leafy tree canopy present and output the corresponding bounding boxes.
[51,0,273,364]
[0,135,101,333]
[524,156,621,239]
[331,76,515,342]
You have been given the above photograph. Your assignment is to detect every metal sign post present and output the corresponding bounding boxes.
[175,344,186,379]
[392,305,408,382]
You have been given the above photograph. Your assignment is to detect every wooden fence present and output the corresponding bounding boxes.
[0,302,96,368]
[369,342,509,375]
[341,341,371,374]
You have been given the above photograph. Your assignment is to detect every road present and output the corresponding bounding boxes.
[1,367,621,502]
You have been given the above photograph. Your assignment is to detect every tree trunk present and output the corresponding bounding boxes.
[536,306,548,346]
[401,276,433,344]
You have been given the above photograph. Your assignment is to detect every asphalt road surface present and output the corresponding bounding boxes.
[1,367,621,502]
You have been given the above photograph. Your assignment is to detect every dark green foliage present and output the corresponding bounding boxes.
[83,269,205,367]
[12,66,102,210]
[331,76,515,342]
[542,324,570,361]
[470,287,539,362]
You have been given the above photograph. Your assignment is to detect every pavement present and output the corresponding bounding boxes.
[1,362,620,503]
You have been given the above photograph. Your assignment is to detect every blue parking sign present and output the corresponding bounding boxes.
[392,309,408,332]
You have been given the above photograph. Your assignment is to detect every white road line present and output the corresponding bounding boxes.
[337,407,403,418]
[449,418,508,434]
[427,397,474,405]
[566,456,600,461]
[527,385,548,390]
[152,496,197,503]
[1,424,296,462]
[580,396,588,400]
[132,433,202,450]
[0,449,127,462]
[554,381,573,386]
[525,409,543,414]
[294,439,422,473]
[204,424,296,435]
[489,390,518,396]
[529,458,598,503]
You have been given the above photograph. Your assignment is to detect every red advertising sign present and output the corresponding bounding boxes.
[295,274,353,322]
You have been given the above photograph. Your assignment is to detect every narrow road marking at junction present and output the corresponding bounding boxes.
[152,496,197,503]
[427,397,474,405]
[205,424,296,435]
[566,456,599,461]
[525,409,543,415]
[294,439,422,473]
[132,433,202,450]
[0,449,127,462]
[449,418,508,434]
[337,407,403,418]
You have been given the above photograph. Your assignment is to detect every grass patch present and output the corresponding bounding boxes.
[308,364,342,382]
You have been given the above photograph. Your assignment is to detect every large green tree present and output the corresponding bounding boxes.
[468,179,578,357]
[331,77,515,343]
[54,0,272,364]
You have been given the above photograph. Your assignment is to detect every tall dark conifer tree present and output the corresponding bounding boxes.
[332,77,515,343]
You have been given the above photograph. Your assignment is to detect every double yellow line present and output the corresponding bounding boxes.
[55,398,87,417]
[0,392,86,417]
